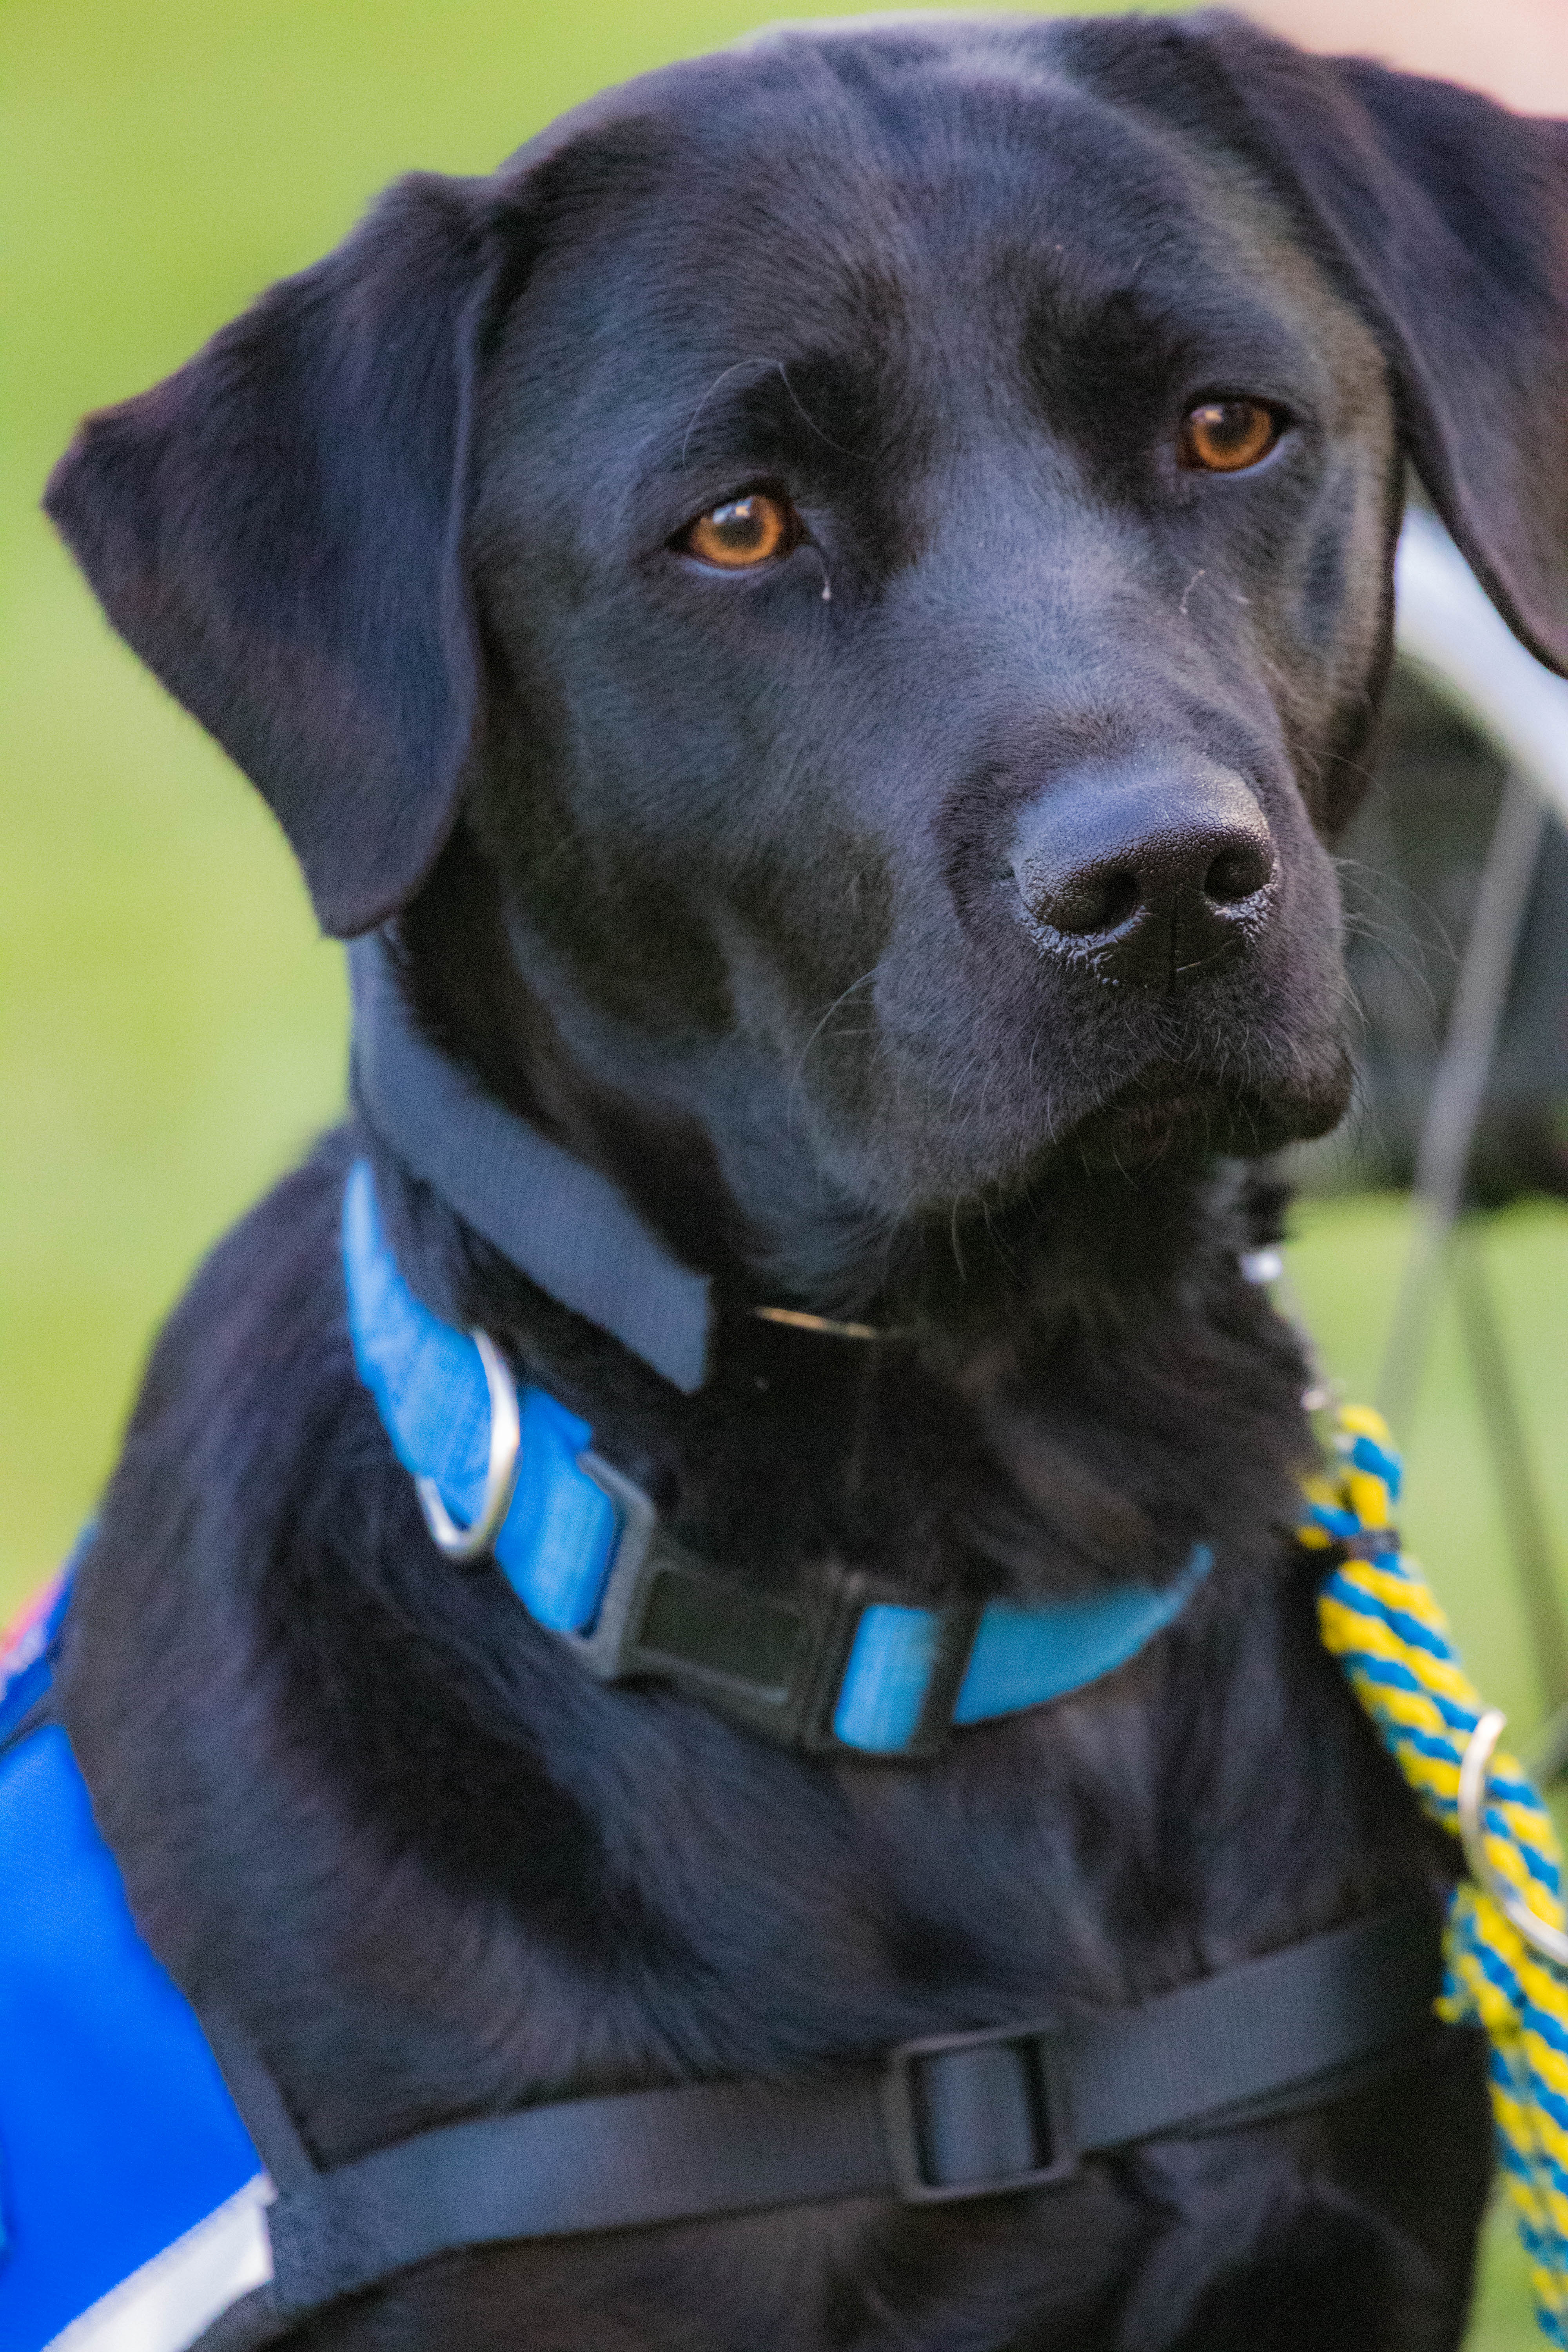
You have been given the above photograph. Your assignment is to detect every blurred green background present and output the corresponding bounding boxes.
[4,3,1566,2343]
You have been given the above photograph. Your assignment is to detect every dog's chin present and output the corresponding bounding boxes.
[1066,1059,1352,1173]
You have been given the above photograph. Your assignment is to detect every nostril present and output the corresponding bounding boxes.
[1093,869,1141,932]
[1045,864,1141,936]
[1203,838,1273,905]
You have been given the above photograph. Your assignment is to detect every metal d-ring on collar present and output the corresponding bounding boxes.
[416,1328,523,1559]
[1457,1707,1568,1968]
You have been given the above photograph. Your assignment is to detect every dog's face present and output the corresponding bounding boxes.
[470,44,1392,1227]
[46,14,1568,1288]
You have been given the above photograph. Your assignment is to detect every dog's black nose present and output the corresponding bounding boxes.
[1011,761,1275,985]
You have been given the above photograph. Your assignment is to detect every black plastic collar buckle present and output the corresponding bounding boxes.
[883,2018,1078,2202]
[555,1454,979,1758]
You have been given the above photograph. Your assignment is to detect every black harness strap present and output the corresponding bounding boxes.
[195,1902,1450,2348]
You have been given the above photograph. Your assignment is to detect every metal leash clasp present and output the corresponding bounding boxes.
[416,1328,523,1560]
[1457,1707,1568,1969]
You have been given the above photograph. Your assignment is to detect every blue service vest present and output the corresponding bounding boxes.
[0,1579,269,2352]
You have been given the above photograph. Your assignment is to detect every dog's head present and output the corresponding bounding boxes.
[47,12,1568,1296]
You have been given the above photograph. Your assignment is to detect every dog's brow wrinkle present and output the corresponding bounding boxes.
[679,358,776,470]
[677,357,864,475]
[774,362,859,460]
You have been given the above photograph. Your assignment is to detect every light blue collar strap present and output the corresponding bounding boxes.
[345,1160,624,1634]
[830,1552,1214,1751]
[343,1162,1212,1759]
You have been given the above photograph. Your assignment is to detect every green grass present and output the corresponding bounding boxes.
[4,4,1565,2343]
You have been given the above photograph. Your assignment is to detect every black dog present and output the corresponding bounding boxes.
[42,11,1568,2347]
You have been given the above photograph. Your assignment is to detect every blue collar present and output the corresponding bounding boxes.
[342,1162,1212,1759]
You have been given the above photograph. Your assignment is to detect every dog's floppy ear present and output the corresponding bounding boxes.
[45,172,508,937]
[1062,12,1568,678]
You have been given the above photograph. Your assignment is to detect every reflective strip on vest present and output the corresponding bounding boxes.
[44,2177,274,2352]
[0,1721,264,2351]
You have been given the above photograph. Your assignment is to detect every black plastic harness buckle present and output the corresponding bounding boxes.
[555,1454,979,1757]
[882,2018,1078,2202]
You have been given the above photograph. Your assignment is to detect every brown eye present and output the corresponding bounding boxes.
[1180,399,1281,474]
[681,492,797,569]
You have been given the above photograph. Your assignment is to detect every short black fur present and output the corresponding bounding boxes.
[44,12,1568,2346]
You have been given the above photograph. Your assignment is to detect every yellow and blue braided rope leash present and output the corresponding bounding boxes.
[1301,1404,1568,2343]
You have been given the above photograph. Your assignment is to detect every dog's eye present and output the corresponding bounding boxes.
[679,492,799,570]
[1179,399,1281,474]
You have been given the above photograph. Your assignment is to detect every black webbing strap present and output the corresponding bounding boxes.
[349,933,714,1392]
[195,1902,1451,2348]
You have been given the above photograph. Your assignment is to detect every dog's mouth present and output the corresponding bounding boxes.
[1068,1059,1346,1170]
